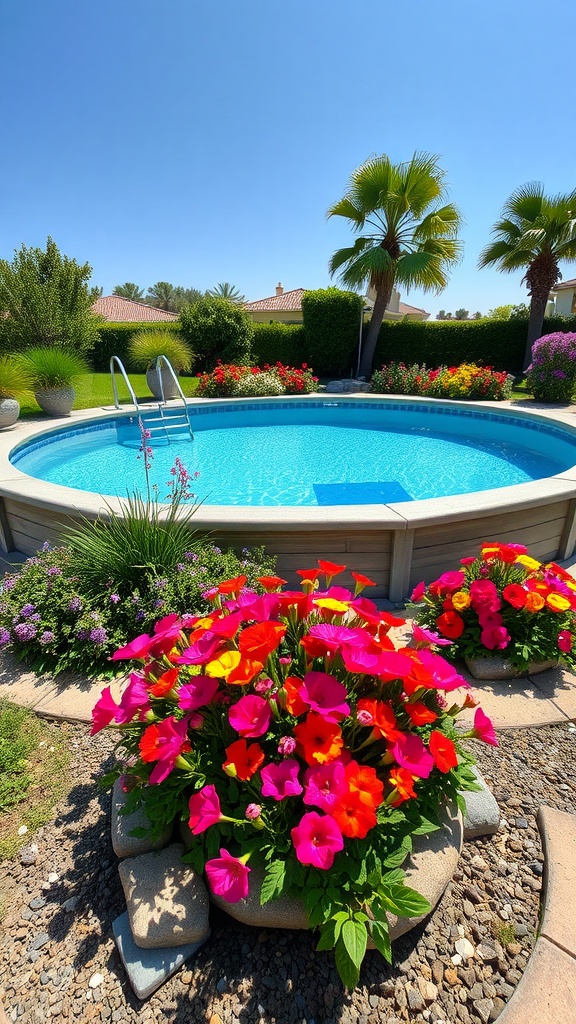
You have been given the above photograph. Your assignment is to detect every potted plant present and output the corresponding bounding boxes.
[0,355,32,428]
[92,560,496,987]
[17,346,88,416]
[411,541,576,679]
[128,331,193,400]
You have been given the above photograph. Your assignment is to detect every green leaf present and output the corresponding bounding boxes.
[316,919,337,951]
[260,860,286,906]
[411,816,442,835]
[369,919,392,963]
[383,834,412,869]
[378,882,432,918]
[342,919,367,970]
[334,926,365,990]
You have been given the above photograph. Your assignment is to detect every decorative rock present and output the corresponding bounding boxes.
[325,379,368,394]
[28,933,50,952]
[455,938,475,960]
[471,855,488,871]
[19,845,38,866]
[464,656,557,680]
[462,767,500,839]
[118,844,210,949]
[111,779,173,859]
[47,872,59,883]
[112,911,210,1000]
[17,825,28,836]
[62,896,78,913]
[472,997,493,1023]
[29,897,46,911]
[89,974,104,989]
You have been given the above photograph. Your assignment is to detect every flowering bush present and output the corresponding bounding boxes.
[0,543,275,677]
[411,542,576,672]
[371,362,513,400]
[525,332,576,402]
[196,362,318,398]
[94,562,496,987]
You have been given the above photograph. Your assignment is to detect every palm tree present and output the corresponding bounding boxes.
[146,281,177,311]
[479,184,576,368]
[113,282,145,302]
[328,153,462,378]
[207,282,246,304]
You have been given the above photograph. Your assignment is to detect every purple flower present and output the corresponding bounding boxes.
[154,599,165,609]
[68,597,82,613]
[2,578,16,591]
[41,542,51,552]
[89,627,108,645]
[0,627,11,646]
[20,604,36,618]
[553,369,567,379]
[47,567,62,577]
[212,546,222,555]
[76,628,89,641]
[110,594,120,604]
[185,552,199,562]
[177,564,185,572]
[39,630,55,645]
[14,623,37,641]
[135,611,145,622]
[153,579,168,590]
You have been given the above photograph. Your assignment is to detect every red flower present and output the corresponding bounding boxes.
[238,621,286,663]
[436,611,465,639]
[502,584,527,610]
[222,739,265,780]
[404,700,438,726]
[428,731,458,773]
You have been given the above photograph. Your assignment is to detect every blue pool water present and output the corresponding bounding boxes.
[11,399,576,506]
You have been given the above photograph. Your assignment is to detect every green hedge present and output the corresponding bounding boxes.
[90,322,182,371]
[301,288,363,376]
[251,322,306,366]
[372,315,576,373]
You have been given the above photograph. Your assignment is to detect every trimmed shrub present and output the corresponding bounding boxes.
[372,315,576,373]
[235,370,284,396]
[180,297,254,370]
[251,322,305,365]
[90,322,183,371]
[525,332,576,401]
[301,288,363,377]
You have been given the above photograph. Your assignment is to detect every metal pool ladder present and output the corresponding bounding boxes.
[109,355,194,443]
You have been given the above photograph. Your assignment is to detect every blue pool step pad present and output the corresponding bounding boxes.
[313,481,413,505]
[112,912,210,999]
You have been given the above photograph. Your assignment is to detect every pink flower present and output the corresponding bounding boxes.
[436,571,466,593]
[413,649,469,692]
[392,733,435,779]
[410,581,426,602]
[412,624,452,647]
[306,623,364,655]
[228,695,272,738]
[139,716,191,785]
[150,613,183,655]
[205,848,251,902]
[480,624,510,650]
[558,630,573,653]
[178,676,219,711]
[177,632,223,665]
[303,761,348,812]
[245,803,262,820]
[299,671,350,721]
[291,811,344,869]
[110,633,154,662]
[116,673,151,725]
[278,736,296,756]
[471,707,498,746]
[254,678,274,694]
[470,580,501,613]
[188,784,223,834]
[260,759,303,800]
[460,556,476,565]
[91,685,120,734]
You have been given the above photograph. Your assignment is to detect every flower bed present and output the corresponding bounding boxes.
[196,362,318,398]
[411,541,576,675]
[94,561,496,987]
[526,331,576,402]
[371,362,513,400]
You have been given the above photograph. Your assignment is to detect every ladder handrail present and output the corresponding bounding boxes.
[110,356,141,413]
[152,356,194,440]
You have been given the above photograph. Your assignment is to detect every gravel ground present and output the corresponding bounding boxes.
[1,720,576,1024]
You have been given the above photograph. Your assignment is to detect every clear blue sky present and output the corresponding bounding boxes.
[2,0,576,317]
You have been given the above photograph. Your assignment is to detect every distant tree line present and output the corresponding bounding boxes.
[112,281,245,312]
[436,303,529,321]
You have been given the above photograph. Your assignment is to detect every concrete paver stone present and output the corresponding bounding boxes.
[112,911,210,1000]
[537,805,576,958]
[496,936,576,1024]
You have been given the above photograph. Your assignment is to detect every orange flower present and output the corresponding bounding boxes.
[238,621,286,663]
[257,575,287,592]
[317,560,346,580]
[428,731,458,773]
[282,677,308,717]
[222,739,265,780]
[388,767,417,805]
[217,575,247,595]
[148,667,180,697]
[294,713,344,765]
[226,657,264,686]
[330,792,377,838]
[356,698,402,742]
[451,590,471,611]
[351,571,376,590]
[404,700,438,726]
[525,592,545,612]
[345,762,384,809]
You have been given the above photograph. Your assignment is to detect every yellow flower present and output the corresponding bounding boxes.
[546,593,571,613]
[313,598,350,613]
[205,650,241,678]
[525,592,545,612]
[515,555,541,571]
[452,590,471,611]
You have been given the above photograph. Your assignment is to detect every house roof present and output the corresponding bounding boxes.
[398,300,428,315]
[92,295,179,322]
[551,278,576,292]
[244,288,305,312]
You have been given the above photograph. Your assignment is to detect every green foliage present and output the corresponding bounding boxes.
[16,346,88,388]
[371,362,513,400]
[251,322,305,366]
[196,363,317,397]
[113,283,146,301]
[180,297,254,370]
[373,314,576,372]
[301,288,363,376]
[0,356,33,399]
[90,322,183,371]
[207,282,246,304]
[235,371,284,396]
[0,237,101,356]
[127,330,194,373]
[0,702,35,810]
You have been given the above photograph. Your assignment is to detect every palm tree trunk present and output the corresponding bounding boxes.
[524,296,548,370]
[359,282,394,378]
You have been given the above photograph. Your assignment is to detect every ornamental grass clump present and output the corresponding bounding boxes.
[411,541,576,673]
[93,561,496,987]
[525,332,576,402]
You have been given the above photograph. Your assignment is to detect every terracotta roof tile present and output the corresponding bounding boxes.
[552,278,576,291]
[398,300,428,315]
[244,288,305,312]
[92,296,179,322]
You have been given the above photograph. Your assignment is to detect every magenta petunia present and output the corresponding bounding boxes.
[176,632,223,665]
[91,685,120,734]
[178,675,219,711]
[228,694,272,738]
[436,571,466,593]
[110,633,154,662]
[299,671,350,721]
[116,673,151,725]
[260,759,303,801]
[558,629,573,653]
[205,848,251,902]
[392,732,435,779]
[291,811,344,870]
[412,624,452,647]
[471,707,498,746]
[410,581,427,602]
[188,784,223,834]
[416,649,469,691]
[303,760,348,812]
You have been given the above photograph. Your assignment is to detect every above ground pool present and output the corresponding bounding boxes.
[10,398,576,506]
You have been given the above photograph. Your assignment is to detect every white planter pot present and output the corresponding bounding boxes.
[35,387,75,417]
[0,398,20,428]
[146,366,179,401]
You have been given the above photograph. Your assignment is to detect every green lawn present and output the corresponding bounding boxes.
[18,372,200,417]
